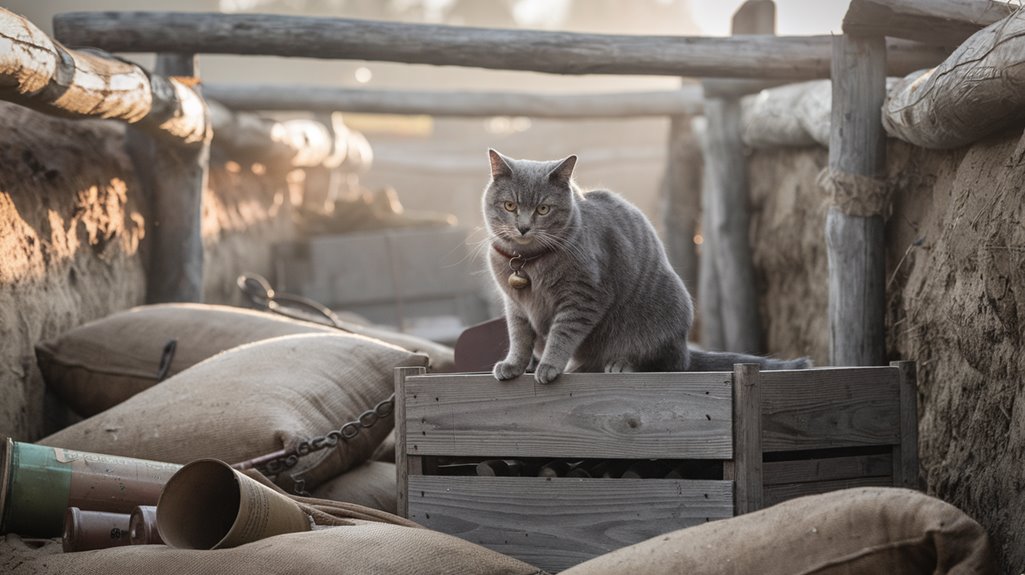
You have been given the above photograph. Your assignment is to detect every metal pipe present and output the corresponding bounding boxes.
[0,437,181,537]
[62,508,132,552]
[129,505,162,545]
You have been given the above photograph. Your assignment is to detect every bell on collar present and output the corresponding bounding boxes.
[508,270,530,289]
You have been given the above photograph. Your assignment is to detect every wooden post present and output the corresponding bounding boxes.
[661,114,701,297]
[825,35,887,366]
[890,360,919,489]
[729,363,763,514]
[129,54,210,304]
[693,118,725,349]
[699,0,774,354]
[394,365,427,518]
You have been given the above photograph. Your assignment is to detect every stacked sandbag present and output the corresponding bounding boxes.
[561,487,996,575]
[5,523,544,575]
[311,461,397,514]
[40,333,427,490]
[36,303,454,415]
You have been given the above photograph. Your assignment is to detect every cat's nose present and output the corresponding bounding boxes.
[517,225,531,235]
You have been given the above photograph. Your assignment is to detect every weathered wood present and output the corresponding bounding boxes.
[883,10,1025,150]
[204,84,704,118]
[704,97,762,354]
[698,1,772,355]
[661,114,701,295]
[760,367,900,452]
[408,476,733,572]
[763,476,892,507]
[54,12,945,80]
[403,372,733,459]
[692,117,725,349]
[0,7,206,145]
[826,35,887,366]
[732,364,763,514]
[891,360,919,489]
[844,0,1013,45]
[395,365,426,518]
[126,54,210,304]
[763,453,892,486]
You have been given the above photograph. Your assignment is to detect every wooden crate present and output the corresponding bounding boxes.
[395,362,917,573]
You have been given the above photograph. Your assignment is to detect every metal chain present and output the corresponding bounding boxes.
[256,393,396,477]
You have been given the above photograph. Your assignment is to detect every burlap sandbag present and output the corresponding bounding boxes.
[562,487,996,575]
[371,429,396,462]
[311,461,397,514]
[40,333,427,489]
[5,523,545,575]
[36,303,454,416]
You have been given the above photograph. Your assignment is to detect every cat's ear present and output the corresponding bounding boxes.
[548,155,577,187]
[488,149,513,179]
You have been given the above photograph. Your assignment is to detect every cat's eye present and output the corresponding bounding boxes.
[503,201,517,212]
[536,205,551,215]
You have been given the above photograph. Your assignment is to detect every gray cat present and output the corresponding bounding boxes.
[483,149,810,384]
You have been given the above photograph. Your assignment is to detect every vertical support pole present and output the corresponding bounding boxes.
[698,0,774,354]
[128,53,210,304]
[731,363,763,514]
[827,35,887,366]
[660,113,700,295]
[394,365,426,518]
[694,118,725,350]
[890,360,919,489]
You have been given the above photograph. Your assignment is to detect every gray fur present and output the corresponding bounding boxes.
[483,149,811,384]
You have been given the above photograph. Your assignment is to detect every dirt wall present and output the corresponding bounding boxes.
[0,103,296,441]
[747,135,1025,573]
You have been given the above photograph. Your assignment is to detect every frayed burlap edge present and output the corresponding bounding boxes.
[816,168,890,217]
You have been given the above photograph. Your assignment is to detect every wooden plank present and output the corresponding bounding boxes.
[891,360,919,489]
[732,364,763,514]
[0,7,207,145]
[52,12,946,80]
[204,84,704,118]
[844,0,1012,45]
[760,367,901,452]
[826,34,887,366]
[763,476,893,507]
[408,475,733,573]
[129,53,210,304]
[763,453,892,486]
[403,372,733,459]
[395,365,426,518]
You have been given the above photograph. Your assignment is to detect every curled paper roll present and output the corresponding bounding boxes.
[156,459,311,549]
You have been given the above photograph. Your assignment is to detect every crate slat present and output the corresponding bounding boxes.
[408,475,733,572]
[404,372,733,459]
[763,453,892,486]
[760,367,900,452]
[763,476,893,507]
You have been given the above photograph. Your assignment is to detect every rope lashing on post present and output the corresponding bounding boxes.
[816,167,891,217]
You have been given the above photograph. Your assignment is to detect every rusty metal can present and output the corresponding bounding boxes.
[62,507,132,552]
[129,505,162,545]
[0,436,182,537]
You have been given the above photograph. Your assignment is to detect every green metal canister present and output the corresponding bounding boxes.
[0,437,181,537]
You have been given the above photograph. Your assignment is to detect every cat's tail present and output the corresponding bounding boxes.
[687,347,813,371]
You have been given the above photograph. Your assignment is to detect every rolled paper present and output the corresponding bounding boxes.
[157,459,311,550]
[129,505,162,545]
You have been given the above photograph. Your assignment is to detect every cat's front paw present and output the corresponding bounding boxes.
[534,362,562,385]
[493,360,526,381]
[604,360,636,373]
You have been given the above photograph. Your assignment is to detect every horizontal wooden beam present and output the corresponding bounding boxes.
[203,84,704,117]
[55,12,942,80]
[844,0,1013,45]
[0,7,207,146]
